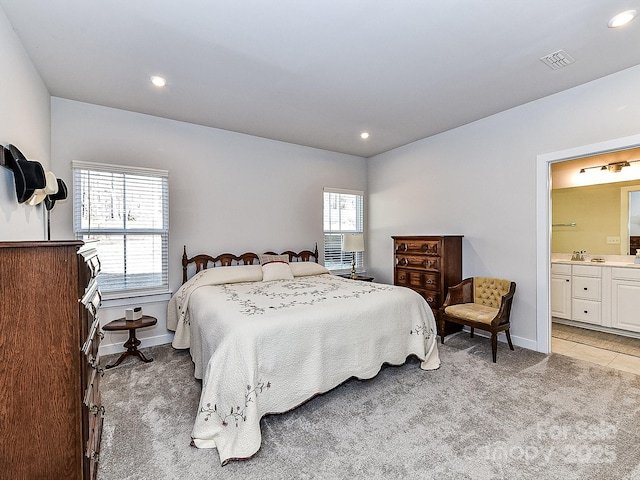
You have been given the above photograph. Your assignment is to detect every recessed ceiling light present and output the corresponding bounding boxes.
[360,132,370,139]
[608,9,637,28]
[150,76,167,87]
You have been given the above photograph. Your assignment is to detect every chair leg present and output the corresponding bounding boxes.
[491,333,497,363]
[439,318,445,344]
[505,329,514,351]
[470,327,474,338]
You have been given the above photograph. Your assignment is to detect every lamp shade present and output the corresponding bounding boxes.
[342,233,364,252]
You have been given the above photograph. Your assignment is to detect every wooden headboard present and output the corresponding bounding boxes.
[182,244,319,284]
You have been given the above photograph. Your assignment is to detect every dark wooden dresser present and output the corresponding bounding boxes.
[393,235,463,335]
[0,240,104,479]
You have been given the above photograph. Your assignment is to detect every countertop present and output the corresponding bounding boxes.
[552,259,640,268]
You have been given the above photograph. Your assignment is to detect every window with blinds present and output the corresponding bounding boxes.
[323,188,364,272]
[73,161,169,296]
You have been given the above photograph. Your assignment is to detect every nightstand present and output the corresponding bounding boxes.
[338,273,375,282]
[103,315,157,368]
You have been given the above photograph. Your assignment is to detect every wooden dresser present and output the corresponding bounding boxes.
[393,235,463,335]
[0,241,104,479]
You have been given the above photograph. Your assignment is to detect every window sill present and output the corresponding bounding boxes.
[101,289,173,308]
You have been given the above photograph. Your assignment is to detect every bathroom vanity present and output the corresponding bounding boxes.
[551,258,640,334]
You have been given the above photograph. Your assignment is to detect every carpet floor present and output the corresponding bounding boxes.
[97,333,640,480]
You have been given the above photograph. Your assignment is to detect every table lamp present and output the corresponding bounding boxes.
[342,233,364,279]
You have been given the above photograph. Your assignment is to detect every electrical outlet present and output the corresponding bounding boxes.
[607,236,621,244]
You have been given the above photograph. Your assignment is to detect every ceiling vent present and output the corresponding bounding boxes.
[539,49,576,70]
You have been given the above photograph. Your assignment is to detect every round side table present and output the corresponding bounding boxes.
[102,315,158,369]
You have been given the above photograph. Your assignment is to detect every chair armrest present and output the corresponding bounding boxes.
[441,278,474,309]
[492,282,517,325]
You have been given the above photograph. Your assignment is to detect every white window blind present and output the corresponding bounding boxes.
[73,161,169,295]
[323,188,364,272]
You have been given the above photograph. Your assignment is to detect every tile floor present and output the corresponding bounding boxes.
[552,333,640,376]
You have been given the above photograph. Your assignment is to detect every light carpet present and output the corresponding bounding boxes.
[98,333,640,480]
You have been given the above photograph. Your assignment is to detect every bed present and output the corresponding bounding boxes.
[167,245,440,465]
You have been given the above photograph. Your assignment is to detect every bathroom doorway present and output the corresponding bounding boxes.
[536,133,640,357]
[549,150,640,372]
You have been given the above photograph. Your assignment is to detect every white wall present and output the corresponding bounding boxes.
[0,6,50,240]
[367,64,640,350]
[50,98,367,353]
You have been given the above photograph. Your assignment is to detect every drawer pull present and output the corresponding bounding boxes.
[87,354,99,369]
[398,258,408,266]
[584,310,588,314]
[583,287,588,291]
[89,404,106,416]
[396,243,408,252]
[566,279,570,282]
[426,279,434,285]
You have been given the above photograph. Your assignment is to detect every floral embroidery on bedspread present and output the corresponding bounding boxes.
[219,275,395,316]
[410,321,435,340]
[200,381,271,427]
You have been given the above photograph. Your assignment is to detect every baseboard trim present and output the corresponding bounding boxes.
[455,327,538,351]
[99,332,174,357]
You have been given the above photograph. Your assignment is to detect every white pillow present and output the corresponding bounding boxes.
[261,261,294,281]
[289,262,330,277]
[258,254,290,265]
[187,264,263,286]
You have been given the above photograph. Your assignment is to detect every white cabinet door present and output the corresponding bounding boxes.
[612,280,640,332]
[551,274,571,319]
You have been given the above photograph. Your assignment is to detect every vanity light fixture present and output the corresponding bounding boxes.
[150,75,167,87]
[608,9,637,28]
[360,132,370,139]
[579,159,639,173]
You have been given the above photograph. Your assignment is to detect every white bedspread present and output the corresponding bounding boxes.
[167,268,440,465]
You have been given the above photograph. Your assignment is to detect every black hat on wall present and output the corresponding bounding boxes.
[4,144,46,203]
[44,178,68,211]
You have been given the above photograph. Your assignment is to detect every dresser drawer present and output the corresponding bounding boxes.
[84,389,104,480]
[415,289,441,309]
[396,268,439,289]
[82,317,101,361]
[84,368,103,448]
[395,255,440,271]
[394,239,441,255]
[79,241,101,277]
[572,298,601,325]
[81,279,102,316]
[572,276,601,301]
[87,413,103,480]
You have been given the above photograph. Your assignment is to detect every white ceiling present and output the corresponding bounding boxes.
[2,0,640,157]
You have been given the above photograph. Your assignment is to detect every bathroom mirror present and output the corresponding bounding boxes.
[551,148,640,256]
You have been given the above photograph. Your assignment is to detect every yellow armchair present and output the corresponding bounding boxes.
[438,277,516,362]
